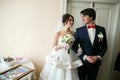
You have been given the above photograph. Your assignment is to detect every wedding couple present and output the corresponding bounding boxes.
[40,8,107,80]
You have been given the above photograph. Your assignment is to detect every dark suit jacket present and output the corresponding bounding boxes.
[73,25,107,65]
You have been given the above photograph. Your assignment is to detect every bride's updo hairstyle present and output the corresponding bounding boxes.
[62,13,74,25]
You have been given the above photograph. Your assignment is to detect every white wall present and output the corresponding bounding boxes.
[0,0,61,77]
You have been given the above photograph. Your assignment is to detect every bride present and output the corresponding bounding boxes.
[40,13,83,80]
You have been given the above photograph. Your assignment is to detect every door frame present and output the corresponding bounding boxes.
[61,0,67,15]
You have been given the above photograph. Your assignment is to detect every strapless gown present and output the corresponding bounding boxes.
[40,36,83,80]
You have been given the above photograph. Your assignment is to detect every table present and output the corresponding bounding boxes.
[0,57,37,80]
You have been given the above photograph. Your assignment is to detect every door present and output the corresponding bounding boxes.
[67,2,115,32]
[67,1,116,80]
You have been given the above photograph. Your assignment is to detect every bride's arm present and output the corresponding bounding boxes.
[52,31,65,51]
[53,45,64,51]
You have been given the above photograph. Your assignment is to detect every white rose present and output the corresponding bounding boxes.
[98,32,104,38]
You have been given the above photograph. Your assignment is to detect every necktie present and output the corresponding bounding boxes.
[88,26,96,29]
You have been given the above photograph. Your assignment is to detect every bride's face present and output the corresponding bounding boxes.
[65,17,74,28]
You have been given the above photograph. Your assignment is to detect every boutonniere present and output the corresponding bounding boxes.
[97,32,104,42]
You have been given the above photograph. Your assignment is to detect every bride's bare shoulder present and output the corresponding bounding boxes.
[54,30,62,37]
[56,30,62,35]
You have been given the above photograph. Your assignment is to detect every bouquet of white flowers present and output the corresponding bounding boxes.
[61,34,75,54]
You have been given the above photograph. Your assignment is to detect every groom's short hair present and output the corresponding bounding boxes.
[80,8,96,20]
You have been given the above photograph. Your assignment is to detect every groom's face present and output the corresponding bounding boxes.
[81,14,93,24]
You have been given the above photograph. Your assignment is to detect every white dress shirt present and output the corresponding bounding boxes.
[87,27,96,45]
[83,26,101,61]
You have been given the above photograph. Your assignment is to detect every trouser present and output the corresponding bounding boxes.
[78,64,100,80]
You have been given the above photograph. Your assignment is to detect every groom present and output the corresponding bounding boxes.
[72,8,107,80]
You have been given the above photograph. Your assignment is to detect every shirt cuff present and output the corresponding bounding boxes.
[83,55,87,61]
[97,55,102,60]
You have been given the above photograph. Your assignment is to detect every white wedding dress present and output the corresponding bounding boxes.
[40,34,83,80]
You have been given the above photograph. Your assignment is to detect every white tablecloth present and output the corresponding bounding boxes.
[0,57,37,80]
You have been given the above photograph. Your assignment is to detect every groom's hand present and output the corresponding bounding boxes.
[92,56,101,63]
[86,56,95,64]
[86,56,100,64]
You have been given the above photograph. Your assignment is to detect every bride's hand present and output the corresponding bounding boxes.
[65,43,71,49]
[60,43,70,49]
[77,47,83,56]
[60,43,67,48]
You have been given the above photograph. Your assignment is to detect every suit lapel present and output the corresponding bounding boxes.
[93,26,99,46]
[85,25,99,46]
[83,25,93,46]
